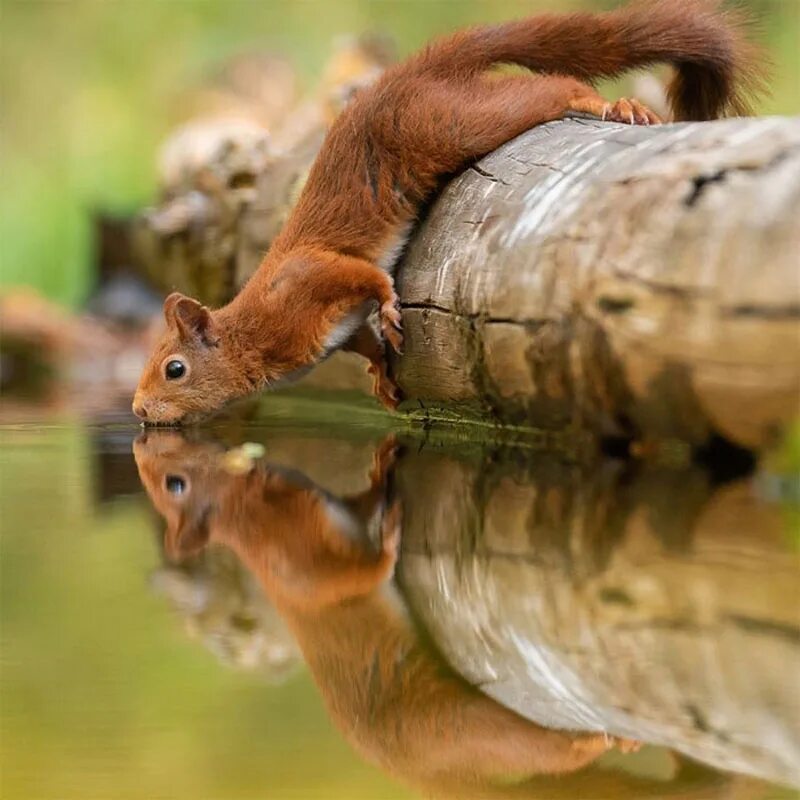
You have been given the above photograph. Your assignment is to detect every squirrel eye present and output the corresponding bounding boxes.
[165,360,186,380]
[165,474,187,495]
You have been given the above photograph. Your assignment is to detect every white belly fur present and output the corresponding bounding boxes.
[322,224,412,355]
[377,222,413,274]
[322,302,371,355]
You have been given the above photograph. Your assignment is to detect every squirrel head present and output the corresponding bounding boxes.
[133,430,231,560]
[133,292,258,425]
[135,427,395,575]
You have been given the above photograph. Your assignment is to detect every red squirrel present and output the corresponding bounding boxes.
[134,432,655,796]
[132,0,759,424]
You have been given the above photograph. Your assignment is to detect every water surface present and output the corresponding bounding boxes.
[1,414,798,800]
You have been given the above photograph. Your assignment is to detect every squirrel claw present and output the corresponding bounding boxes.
[572,733,642,761]
[614,737,643,754]
[569,95,661,127]
[380,300,404,355]
[604,97,662,126]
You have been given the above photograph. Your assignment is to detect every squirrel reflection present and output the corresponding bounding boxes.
[134,431,665,798]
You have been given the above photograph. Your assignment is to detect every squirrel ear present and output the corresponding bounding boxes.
[163,292,184,326]
[164,292,219,346]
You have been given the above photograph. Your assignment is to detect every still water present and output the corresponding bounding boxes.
[1,410,798,800]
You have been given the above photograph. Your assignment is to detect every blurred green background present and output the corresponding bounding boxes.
[1,0,798,307]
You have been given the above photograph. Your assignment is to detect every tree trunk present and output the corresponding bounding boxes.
[135,116,800,451]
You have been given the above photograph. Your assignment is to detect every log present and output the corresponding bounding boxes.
[395,445,800,788]
[135,115,800,451]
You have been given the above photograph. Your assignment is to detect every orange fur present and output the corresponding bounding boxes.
[133,0,762,424]
[134,432,649,793]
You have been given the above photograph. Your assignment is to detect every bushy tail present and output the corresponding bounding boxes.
[412,0,765,120]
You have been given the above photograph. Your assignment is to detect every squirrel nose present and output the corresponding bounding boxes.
[132,400,148,419]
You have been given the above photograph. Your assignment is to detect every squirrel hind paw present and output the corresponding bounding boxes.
[613,737,643,754]
[605,98,662,126]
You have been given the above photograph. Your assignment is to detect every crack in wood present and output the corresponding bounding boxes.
[469,164,511,185]
[401,301,550,328]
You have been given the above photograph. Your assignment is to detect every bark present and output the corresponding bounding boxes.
[135,115,800,451]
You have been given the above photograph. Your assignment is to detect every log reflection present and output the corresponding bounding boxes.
[397,447,800,790]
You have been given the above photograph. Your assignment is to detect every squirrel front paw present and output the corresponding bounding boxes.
[370,435,399,483]
[381,498,403,560]
[379,298,404,355]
